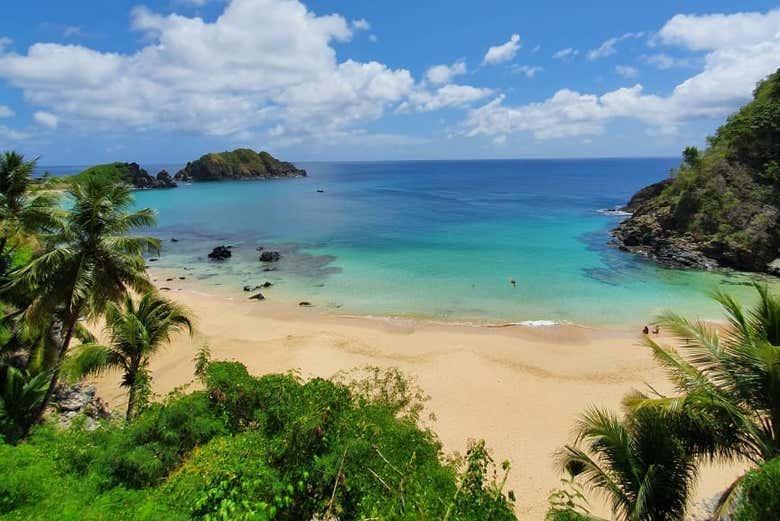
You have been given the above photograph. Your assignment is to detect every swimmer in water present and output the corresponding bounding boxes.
[509,278,517,288]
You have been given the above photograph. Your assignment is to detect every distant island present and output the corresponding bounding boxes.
[174,148,306,182]
[65,148,306,190]
[613,69,780,276]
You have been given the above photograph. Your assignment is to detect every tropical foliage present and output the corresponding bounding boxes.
[0,360,517,520]
[66,291,193,420]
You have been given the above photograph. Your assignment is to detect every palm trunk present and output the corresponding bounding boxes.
[35,312,78,423]
[125,383,136,422]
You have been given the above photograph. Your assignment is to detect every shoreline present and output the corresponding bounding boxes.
[91,269,746,519]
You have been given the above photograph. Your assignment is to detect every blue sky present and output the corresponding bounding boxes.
[0,0,779,164]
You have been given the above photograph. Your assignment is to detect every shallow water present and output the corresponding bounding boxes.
[49,159,776,326]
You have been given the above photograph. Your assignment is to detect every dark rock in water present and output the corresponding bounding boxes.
[249,292,265,300]
[171,237,179,242]
[243,285,253,292]
[262,267,277,272]
[208,246,232,260]
[179,276,186,280]
[256,246,265,251]
[166,278,174,282]
[260,281,273,288]
[148,257,159,262]
[299,301,312,307]
[174,148,307,182]
[317,189,324,193]
[259,251,280,262]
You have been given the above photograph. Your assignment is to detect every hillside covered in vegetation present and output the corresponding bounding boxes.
[613,69,780,274]
[174,149,307,182]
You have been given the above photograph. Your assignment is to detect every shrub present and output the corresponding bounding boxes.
[733,458,780,521]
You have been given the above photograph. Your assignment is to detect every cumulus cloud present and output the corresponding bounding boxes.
[552,47,578,60]
[399,84,493,113]
[0,105,13,118]
[425,60,467,84]
[0,0,474,142]
[351,18,370,31]
[34,111,58,129]
[483,34,520,65]
[464,10,780,142]
[587,32,644,60]
[615,65,638,79]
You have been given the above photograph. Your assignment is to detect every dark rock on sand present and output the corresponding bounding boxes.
[249,292,265,300]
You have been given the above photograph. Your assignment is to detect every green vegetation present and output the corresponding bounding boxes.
[70,163,138,185]
[0,359,516,520]
[733,458,780,521]
[175,148,306,181]
[615,69,780,272]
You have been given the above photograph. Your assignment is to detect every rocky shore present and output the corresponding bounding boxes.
[174,148,306,182]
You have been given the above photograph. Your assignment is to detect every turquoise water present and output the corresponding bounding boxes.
[100,158,775,326]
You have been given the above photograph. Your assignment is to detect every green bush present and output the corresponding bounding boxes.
[0,362,517,520]
[733,458,780,521]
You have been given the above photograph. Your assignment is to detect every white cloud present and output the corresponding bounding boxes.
[400,84,493,113]
[464,10,780,142]
[0,37,11,53]
[426,60,467,84]
[552,47,578,60]
[587,32,644,60]
[351,18,370,31]
[0,105,13,118]
[512,65,542,78]
[615,65,638,79]
[483,34,520,65]
[63,26,83,38]
[34,111,58,129]
[0,0,447,141]
[657,9,780,50]
[642,53,691,70]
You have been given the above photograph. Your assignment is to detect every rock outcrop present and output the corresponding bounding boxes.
[50,383,113,430]
[208,246,232,260]
[175,148,306,182]
[259,251,280,262]
[612,69,780,274]
[76,162,177,189]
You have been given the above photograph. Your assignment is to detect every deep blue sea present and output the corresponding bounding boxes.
[40,159,775,326]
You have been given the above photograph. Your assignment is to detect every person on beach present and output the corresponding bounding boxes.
[652,325,660,334]
[642,325,649,335]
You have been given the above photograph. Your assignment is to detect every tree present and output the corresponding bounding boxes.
[4,176,160,419]
[67,291,192,420]
[626,284,780,518]
[681,146,701,169]
[557,407,698,521]
[0,151,60,276]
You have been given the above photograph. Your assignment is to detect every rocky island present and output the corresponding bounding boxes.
[174,148,306,182]
[612,69,780,276]
[75,162,177,189]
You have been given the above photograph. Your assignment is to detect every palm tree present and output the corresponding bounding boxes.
[67,291,192,420]
[0,151,61,275]
[625,283,780,517]
[557,407,698,521]
[4,176,160,419]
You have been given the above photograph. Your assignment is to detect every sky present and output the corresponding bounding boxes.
[0,0,779,164]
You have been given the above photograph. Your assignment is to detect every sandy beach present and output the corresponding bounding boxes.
[92,274,745,519]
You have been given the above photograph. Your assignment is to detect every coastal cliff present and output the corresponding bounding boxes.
[612,69,780,275]
[76,162,177,189]
[174,148,306,182]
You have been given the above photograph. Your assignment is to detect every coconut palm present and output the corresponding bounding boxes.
[625,283,780,517]
[557,406,698,521]
[4,176,160,418]
[66,291,192,420]
[0,151,61,275]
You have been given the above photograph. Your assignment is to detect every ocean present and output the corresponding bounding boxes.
[41,159,774,326]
